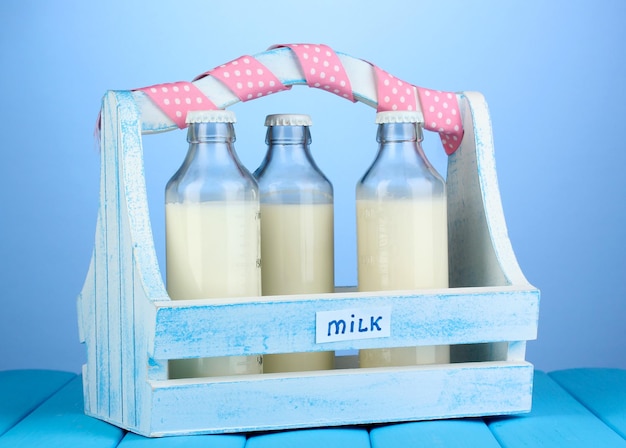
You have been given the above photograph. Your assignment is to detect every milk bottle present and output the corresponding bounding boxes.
[165,110,262,378]
[356,111,449,367]
[254,114,335,373]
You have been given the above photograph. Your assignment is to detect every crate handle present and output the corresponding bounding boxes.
[134,43,463,155]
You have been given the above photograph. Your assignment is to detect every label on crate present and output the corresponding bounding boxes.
[316,307,391,343]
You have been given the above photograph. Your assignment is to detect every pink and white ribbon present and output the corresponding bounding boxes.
[370,65,463,155]
[136,81,217,129]
[270,43,355,102]
[416,88,463,155]
[132,44,464,154]
[194,55,290,102]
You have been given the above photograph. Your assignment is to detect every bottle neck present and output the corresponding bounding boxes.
[266,124,310,145]
[188,121,235,143]
[254,125,332,204]
[375,122,429,164]
[263,125,313,165]
[377,121,422,143]
[186,121,240,164]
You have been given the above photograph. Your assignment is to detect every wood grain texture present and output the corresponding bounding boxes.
[118,432,246,447]
[146,362,533,435]
[150,286,538,359]
[245,428,371,448]
[2,369,625,446]
[369,419,502,448]
[0,370,75,437]
[0,375,124,448]
[550,368,626,439]
[486,371,626,447]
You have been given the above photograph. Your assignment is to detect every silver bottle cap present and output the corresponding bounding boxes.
[375,110,424,124]
[265,114,312,126]
[186,109,236,124]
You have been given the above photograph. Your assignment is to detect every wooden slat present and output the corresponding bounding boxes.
[96,89,118,420]
[117,90,142,430]
[0,375,124,448]
[369,419,502,448]
[0,370,75,436]
[118,432,246,447]
[146,362,532,436]
[550,368,626,440]
[151,286,539,359]
[486,371,626,447]
[245,428,371,448]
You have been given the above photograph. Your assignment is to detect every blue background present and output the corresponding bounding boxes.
[0,0,624,373]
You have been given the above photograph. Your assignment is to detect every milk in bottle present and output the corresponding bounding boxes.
[254,114,335,373]
[165,109,262,378]
[356,111,449,367]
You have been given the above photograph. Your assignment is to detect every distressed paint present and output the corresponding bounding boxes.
[4,369,626,445]
[147,362,533,436]
[77,49,540,437]
[150,287,538,360]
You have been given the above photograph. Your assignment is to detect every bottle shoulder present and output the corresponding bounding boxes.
[166,152,258,203]
[357,149,445,200]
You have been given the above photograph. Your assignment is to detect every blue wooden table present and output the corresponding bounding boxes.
[1,368,624,447]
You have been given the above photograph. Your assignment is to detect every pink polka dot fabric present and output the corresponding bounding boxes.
[197,55,290,102]
[372,65,418,112]
[137,82,217,129]
[371,64,464,154]
[272,43,355,101]
[131,44,464,154]
[417,87,464,155]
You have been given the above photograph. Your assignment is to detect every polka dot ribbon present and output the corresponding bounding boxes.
[270,43,355,102]
[194,55,291,102]
[136,82,217,129]
[416,87,463,155]
[132,44,464,154]
[372,65,463,155]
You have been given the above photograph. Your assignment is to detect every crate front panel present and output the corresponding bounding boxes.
[150,286,538,360]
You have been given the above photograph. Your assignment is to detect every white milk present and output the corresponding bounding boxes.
[260,203,335,372]
[165,200,262,378]
[357,197,450,367]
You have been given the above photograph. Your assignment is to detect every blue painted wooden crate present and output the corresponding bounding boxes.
[77,47,540,437]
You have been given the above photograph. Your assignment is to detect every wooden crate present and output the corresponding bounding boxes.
[77,47,539,437]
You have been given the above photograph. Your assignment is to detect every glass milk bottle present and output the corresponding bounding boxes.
[357,111,449,368]
[254,114,335,373]
[165,109,262,378]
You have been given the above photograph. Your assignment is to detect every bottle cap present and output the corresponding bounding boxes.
[375,110,424,124]
[265,114,312,126]
[186,110,236,124]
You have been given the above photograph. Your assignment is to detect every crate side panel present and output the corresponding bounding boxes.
[86,91,160,432]
[152,288,539,359]
[447,94,507,288]
[447,92,531,289]
[147,362,534,436]
[77,251,98,415]
[118,87,171,430]
[465,91,531,288]
[93,93,117,419]
[104,91,170,433]
[117,91,144,429]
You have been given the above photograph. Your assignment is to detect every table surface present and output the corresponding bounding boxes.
[0,368,624,447]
